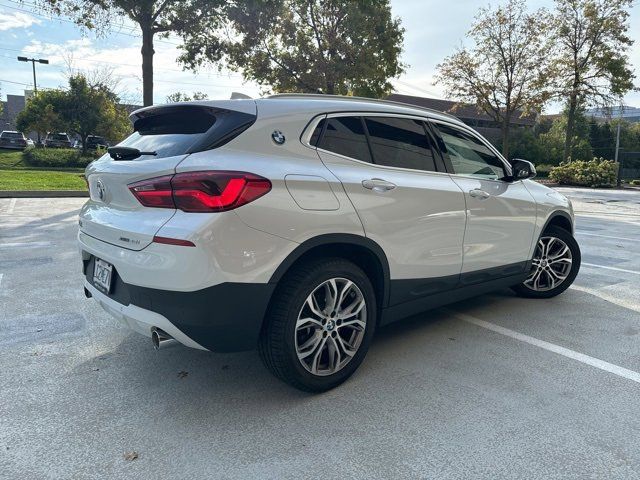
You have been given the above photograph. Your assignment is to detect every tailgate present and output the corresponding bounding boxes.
[81,154,187,250]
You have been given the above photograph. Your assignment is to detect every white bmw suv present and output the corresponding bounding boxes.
[79,94,581,391]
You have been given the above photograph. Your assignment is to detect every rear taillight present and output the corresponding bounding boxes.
[128,175,174,208]
[128,171,271,212]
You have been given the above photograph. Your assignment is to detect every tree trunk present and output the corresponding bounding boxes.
[141,23,155,107]
[81,134,88,156]
[563,93,578,162]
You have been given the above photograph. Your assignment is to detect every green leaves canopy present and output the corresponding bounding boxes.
[179,0,405,98]
[434,0,553,158]
[552,0,636,160]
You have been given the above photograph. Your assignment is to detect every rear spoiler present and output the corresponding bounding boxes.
[129,100,257,124]
[129,101,258,154]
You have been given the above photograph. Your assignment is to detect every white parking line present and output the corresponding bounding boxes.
[449,310,640,385]
[576,231,637,242]
[570,284,640,314]
[582,262,640,276]
[6,198,17,215]
[0,273,3,288]
[0,241,53,249]
[576,214,640,225]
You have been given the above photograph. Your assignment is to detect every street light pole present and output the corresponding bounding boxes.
[17,56,49,144]
[614,105,623,188]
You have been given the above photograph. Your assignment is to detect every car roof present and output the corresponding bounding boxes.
[1,130,20,134]
[261,93,465,124]
[131,95,466,127]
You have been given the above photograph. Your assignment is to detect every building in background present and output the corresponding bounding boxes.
[386,94,537,143]
[585,106,640,123]
[0,93,32,139]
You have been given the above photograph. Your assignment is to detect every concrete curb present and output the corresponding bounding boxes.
[0,190,88,198]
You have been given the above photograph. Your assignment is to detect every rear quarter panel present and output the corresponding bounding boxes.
[176,102,365,244]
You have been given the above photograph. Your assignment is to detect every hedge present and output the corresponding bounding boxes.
[533,163,554,178]
[549,158,618,188]
[23,147,101,168]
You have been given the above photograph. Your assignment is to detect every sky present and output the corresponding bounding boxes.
[0,0,638,112]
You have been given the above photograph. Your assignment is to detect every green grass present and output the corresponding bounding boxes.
[0,170,87,190]
[0,149,24,168]
[0,148,87,191]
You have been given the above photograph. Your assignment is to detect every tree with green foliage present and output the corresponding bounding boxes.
[435,0,553,159]
[17,75,131,153]
[39,0,228,106]
[588,120,616,159]
[539,108,593,164]
[551,0,636,161]
[165,91,209,103]
[179,0,405,98]
[16,91,66,141]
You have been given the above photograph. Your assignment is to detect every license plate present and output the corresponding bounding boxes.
[93,258,113,294]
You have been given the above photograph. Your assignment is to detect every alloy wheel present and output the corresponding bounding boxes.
[295,278,367,376]
[524,236,573,292]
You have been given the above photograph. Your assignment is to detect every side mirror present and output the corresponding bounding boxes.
[509,159,536,181]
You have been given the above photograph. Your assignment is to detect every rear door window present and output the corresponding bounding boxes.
[364,117,437,172]
[2,132,24,139]
[316,116,372,163]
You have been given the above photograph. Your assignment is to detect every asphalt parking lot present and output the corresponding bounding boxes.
[1,187,639,479]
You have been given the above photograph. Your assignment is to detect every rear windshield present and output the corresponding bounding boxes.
[51,134,68,141]
[1,132,24,139]
[115,105,255,159]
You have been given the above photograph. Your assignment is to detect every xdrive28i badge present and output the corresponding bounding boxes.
[271,130,285,145]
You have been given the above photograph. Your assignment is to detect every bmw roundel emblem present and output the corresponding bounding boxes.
[96,180,106,201]
[271,130,285,145]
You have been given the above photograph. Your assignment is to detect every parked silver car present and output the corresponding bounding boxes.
[44,132,72,148]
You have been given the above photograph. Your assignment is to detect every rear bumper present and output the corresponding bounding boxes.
[83,255,275,352]
[0,143,26,149]
[84,280,207,350]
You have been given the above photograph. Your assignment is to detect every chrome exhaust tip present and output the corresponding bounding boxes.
[151,328,178,350]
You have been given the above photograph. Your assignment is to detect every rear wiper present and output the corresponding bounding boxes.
[107,146,157,161]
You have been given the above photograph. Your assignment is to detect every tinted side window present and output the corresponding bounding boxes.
[309,118,326,146]
[435,124,506,179]
[364,117,437,171]
[317,117,372,163]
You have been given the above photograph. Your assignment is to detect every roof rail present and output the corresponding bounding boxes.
[267,93,460,121]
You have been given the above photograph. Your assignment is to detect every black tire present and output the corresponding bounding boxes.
[259,258,377,392]
[512,225,581,299]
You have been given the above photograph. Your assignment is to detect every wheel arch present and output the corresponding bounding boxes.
[268,234,391,310]
[542,210,574,235]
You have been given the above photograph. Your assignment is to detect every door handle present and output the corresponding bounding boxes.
[362,178,396,192]
[469,189,491,200]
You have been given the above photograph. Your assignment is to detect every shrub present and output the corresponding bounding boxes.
[630,179,640,186]
[533,163,554,177]
[549,157,618,188]
[23,147,99,168]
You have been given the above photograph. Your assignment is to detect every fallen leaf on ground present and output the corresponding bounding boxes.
[123,451,138,461]
[178,371,188,378]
